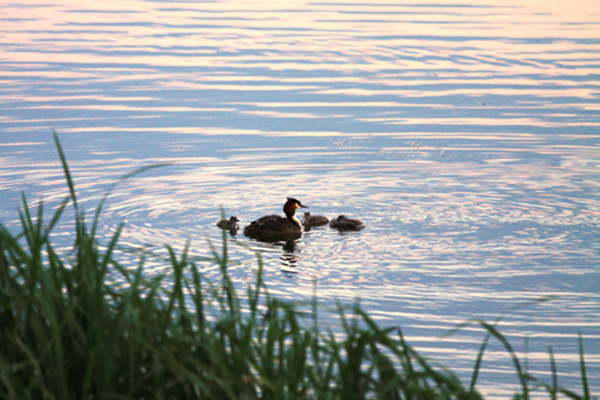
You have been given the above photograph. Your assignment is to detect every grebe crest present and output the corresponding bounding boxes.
[244,197,308,242]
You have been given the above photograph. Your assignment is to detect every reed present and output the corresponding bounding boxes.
[0,134,595,399]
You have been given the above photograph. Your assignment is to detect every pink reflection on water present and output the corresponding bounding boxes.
[2,0,600,396]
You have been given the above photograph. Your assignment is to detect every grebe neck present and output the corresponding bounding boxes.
[285,209,303,231]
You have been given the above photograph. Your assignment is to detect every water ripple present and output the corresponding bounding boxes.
[1,0,599,396]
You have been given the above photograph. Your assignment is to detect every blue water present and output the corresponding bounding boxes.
[1,0,599,397]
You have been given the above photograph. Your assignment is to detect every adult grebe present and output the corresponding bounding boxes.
[329,215,365,231]
[243,197,307,242]
[216,216,240,235]
[301,212,329,227]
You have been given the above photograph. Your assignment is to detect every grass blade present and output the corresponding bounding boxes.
[53,130,78,213]
[578,333,590,400]
[470,333,490,392]
[91,162,171,238]
[478,320,528,399]
[548,346,558,400]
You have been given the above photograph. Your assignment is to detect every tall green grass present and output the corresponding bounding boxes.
[0,134,595,399]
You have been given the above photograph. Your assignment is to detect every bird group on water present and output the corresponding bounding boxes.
[216,197,364,242]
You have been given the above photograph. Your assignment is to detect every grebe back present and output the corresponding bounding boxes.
[243,198,307,242]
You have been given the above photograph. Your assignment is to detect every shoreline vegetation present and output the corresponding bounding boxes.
[0,134,594,399]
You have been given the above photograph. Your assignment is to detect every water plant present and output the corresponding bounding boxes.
[0,134,595,399]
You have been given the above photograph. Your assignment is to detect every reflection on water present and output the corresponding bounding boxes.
[1,0,599,397]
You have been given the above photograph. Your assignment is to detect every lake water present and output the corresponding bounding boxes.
[1,0,599,397]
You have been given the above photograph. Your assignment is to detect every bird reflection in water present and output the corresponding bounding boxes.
[280,240,300,275]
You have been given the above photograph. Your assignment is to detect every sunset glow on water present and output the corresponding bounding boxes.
[1,0,599,396]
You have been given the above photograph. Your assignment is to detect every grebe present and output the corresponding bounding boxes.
[243,197,307,242]
[329,215,365,231]
[216,216,240,235]
[301,212,329,227]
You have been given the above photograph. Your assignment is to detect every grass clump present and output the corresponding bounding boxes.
[0,134,595,399]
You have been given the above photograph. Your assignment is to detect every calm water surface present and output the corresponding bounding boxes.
[1,0,599,396]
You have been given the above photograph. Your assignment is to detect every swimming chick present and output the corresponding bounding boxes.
[329,215,365,231]
[243,197,307,242]
[301,212,329,227]
[216,216,240,235]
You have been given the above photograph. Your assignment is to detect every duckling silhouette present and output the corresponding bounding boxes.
[216,216,240,235]
[329,215,365,231]
[301,212,329,227]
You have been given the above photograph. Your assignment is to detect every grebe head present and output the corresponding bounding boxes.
[283,197,307,215]
[283,197,307,230]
